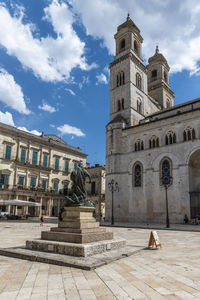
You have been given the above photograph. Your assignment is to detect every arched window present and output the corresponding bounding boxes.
[116,71,125,87]
[134,139,144,152]
[122,72,125,84]
[149,135,159,149]
[152,69,157,78]
[166,99,171,108]
[137,99,142,114]
[121,98,124,110]
[136,73,142,90]
[120,39,125,49]
[164,71,167,82]
[133,163,143,187]
[165,131,176,145]
[116,74,119,87]
[118,100,121,111]
[183,127,196,142]
[160,158,172,186]
[134,40,139,54]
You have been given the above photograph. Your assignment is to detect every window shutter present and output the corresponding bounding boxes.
[20,149,26,163]
[32,151,38,165]
[65,160,69,172]
[5,145,12,160]
[43,154,48,167]
[30,176,36,187]
[55,157,59,170]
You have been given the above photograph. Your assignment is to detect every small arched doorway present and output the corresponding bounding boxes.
[189,150,200,218]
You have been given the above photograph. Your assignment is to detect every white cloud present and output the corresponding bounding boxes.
[0,111,15,126]
[65,88,76,96]
[57,124,85,137]
[0,68,30,114]
[0,110,40,135]
[38,102,56,113]
[71,0,200,75]
[96,73,108,85]
[50,124,55,128]
[0,1,96,82]
[17,126,41,136]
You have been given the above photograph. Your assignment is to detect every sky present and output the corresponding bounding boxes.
[0,0,200,166]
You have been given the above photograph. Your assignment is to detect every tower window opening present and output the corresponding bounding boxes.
[118,100,121,111]
[116,71,125,87]
[166,99,171,108]
[136,73,142,90]
[134,40,139,55]
[121,98,124,110]
[120,39,125,49]
[151,70,157,81]
[164,71,167,82]
[137,99,142,114]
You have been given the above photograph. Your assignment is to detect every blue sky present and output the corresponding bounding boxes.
[0,0,200,166]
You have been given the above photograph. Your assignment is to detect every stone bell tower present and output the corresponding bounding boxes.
[109,14,150,127]
[147,46,174,109]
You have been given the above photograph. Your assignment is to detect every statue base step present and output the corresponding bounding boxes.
[25,206,126,258]
[26,238,126,257]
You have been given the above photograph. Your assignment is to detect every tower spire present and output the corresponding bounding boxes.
[155,45,159,54]
[127,13,130,21]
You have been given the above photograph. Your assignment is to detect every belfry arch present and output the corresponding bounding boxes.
[189,149,200,218]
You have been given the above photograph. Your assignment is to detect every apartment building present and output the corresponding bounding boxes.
[0,122,87,217]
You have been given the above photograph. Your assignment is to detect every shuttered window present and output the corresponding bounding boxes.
[42,179,47,191]
[32,151,38,165]
[5,145,12,160]
[20,148,26,163]
[30,176,36,187]
[18,176,24,187]
[54,157,59,171]
[65,160,69,172]
[53,181,58,194]
[43,154,48,167]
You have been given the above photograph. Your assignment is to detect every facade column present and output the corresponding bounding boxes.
[16,138,20,160]
[27,142,31,163]
[39,146,42,166]
[25,168,29,188]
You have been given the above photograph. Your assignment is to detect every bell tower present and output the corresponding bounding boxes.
[147,46,174,109]
[109,14,160,128]
[109,14,150,127]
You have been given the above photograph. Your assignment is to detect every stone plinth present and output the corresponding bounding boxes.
[26,206,125,257]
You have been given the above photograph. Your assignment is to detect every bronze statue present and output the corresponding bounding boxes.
[65,163,95,207]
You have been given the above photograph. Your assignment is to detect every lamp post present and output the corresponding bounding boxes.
[161,174,173,229]
[108,179,119,225]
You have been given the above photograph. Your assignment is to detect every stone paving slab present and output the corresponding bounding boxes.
[0,244,144,270]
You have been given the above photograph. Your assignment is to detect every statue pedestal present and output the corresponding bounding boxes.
[26,206,125,257]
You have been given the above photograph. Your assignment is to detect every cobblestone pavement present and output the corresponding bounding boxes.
[0,220,200,299]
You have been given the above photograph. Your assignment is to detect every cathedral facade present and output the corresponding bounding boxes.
[105,15,200,224]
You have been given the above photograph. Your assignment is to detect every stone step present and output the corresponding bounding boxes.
[26,238,126,257]
[58,221,99,229]
[51,227,106,234]
[41,230,113,244]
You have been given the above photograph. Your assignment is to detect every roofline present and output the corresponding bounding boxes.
[123,97,200,131]
[0,122,87,158]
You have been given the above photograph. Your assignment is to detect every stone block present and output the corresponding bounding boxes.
[41,230,113,244]
[26,238,126,257]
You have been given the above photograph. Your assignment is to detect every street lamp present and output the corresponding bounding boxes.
[161,169,173,228]
[108,179,119,225]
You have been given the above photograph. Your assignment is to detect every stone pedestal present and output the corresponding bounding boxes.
[26,206,126,257]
